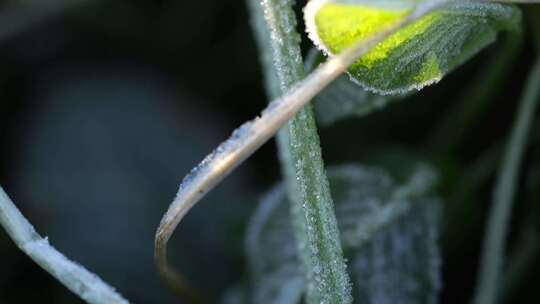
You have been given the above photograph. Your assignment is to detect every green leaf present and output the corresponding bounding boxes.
[245,184,305,304]
[304,0,521,94]
[245,163,442,304]
[305,49,404,125]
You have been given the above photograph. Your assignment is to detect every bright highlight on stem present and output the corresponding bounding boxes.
[154,0,451,298]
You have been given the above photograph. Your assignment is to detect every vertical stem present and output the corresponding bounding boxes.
[154,2,438,298]
[247,0,352,303]
[473,57,540,304]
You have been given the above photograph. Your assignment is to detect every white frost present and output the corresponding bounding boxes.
[0,187,129,304]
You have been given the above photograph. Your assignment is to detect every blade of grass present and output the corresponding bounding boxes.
[444,120,540,254]
[247,0,352,302]
[473,57,540,304]
[0,186,129,304]
[154,0,450,300]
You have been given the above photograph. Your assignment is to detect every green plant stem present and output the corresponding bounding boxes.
[444,120,540,256]
[0,186,128,304]
[429,34,521,154]
[247,0,352,303]
[473,57,540,304]
[155,1,443,299]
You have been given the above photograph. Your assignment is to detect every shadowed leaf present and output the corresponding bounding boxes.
[242,163,442,304]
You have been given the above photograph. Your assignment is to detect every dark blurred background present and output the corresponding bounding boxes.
[0,0,538,303]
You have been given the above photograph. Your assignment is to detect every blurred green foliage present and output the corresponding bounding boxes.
[0,1,539,304]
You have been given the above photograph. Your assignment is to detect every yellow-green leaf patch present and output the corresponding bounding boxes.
[304,0,521,95]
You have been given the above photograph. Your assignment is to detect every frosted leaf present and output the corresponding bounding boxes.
[245,186,305,304]
[305,49,406,125]
[243,162,442,304]
[349,194,442,304]
[304,0,521,95]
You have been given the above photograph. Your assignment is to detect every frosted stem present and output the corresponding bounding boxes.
[248,0,352,302]
[0,186,128,304]
[154,0,450,298]
[473,57,540,304]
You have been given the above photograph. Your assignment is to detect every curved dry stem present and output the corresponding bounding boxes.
[154,244,203,304]
[0,186,128,304]
[154,0,451,298]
